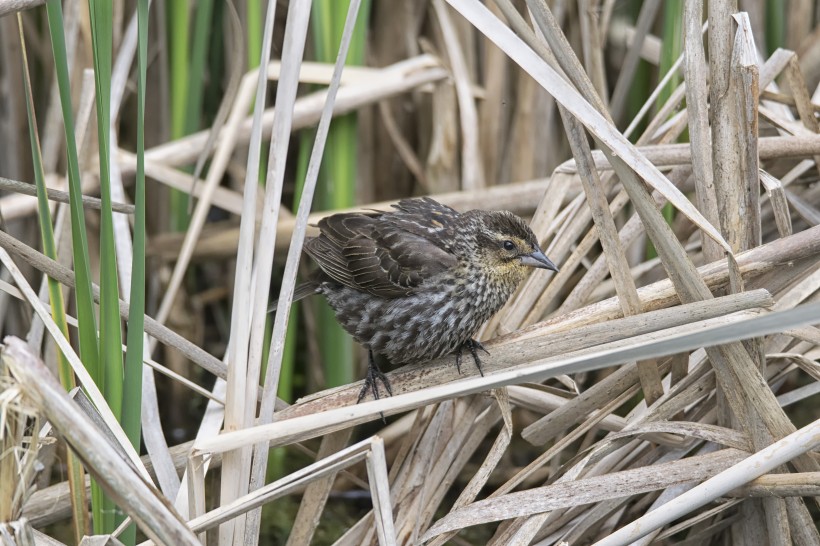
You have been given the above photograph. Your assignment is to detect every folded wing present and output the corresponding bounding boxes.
[305,200,459,297]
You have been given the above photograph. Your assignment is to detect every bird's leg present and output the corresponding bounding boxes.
[457,338,490,377]
[454,347,463,375]
[357,350,393,404]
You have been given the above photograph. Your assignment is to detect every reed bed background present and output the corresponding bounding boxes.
[1,0,820,544]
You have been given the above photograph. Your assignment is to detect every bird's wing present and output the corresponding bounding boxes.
[392,196,458,217]
[388,197,460,240]
[347,223,458,295]
[304,236,357,287]
[305,207,458,297]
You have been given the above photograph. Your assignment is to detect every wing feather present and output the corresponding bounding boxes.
[304,198,460,297]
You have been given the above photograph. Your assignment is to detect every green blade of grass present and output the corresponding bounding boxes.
[765,2,784,56]
[119,5,149,542]
[657,0,683,108]
[87,0,126,535]
[168,0,190,140]
[18,15,89,541]
[247,0,262,69]
[186,0,214,136]
[168,0,191,231]
[43,0,99,394]
[122,0,148,465]
[88,0,123,421]
[44,0,109,533]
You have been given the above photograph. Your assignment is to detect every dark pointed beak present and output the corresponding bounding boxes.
[519,248,559,271]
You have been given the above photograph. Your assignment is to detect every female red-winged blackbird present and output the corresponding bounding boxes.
[283,197,558,402]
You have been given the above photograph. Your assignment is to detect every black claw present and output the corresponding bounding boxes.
[473,339,490,356]
[357,351,392,422]
[456,339,489,377]
[356,382,371,404]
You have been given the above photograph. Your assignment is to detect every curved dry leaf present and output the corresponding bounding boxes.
[589,421,751,452]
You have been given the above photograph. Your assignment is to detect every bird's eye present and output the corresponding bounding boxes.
[502,240,516,251]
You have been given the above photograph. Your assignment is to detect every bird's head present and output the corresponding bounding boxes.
[462,210,559,287]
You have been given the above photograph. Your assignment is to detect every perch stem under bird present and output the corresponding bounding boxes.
[270,197,558,403]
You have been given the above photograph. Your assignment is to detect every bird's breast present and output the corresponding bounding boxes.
[320,269,515,366]
[454,267,515,313]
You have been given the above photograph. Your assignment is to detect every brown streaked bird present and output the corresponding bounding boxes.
[279,197,559,402]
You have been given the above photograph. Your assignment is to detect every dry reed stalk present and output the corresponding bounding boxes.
[7,1,820,544]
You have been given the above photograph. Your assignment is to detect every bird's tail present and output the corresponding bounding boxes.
[268,281,320,313]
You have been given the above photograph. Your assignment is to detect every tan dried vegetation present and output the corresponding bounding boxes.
[1,0,819,544]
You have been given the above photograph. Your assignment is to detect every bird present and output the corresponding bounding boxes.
[276,196,559,403]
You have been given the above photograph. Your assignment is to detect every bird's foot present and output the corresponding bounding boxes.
[357,365,393,403]
[357,352,393,423]
[455,338,490,377]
